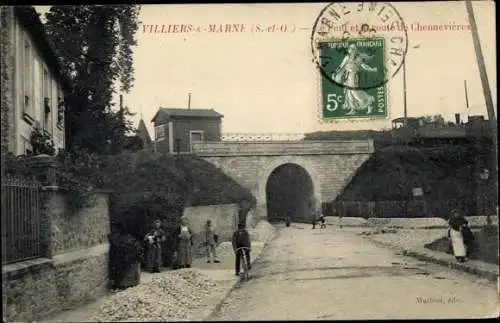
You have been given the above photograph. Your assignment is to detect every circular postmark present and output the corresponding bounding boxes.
[311,2,408,91]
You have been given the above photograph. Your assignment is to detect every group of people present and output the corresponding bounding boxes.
[143,217,252,277]
[143,217,195,273]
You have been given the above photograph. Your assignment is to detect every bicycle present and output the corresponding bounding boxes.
[235,246,251,282]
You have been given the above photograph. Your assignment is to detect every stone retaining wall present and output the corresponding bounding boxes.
[2,178,112,322]
[182,204,239,255]
[3,244,109,322]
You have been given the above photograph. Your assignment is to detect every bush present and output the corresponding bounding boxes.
[108,230,142,289]
[4,150,103,211]
[30,125,56,156]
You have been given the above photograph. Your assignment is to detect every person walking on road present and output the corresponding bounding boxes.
[204,219,220,263]
[447,209,474,263]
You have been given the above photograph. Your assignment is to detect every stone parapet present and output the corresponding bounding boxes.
[192,140,374,157]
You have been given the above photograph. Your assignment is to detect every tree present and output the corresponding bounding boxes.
[43,5,141,154]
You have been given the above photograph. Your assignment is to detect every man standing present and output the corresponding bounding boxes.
[205,219,220,263]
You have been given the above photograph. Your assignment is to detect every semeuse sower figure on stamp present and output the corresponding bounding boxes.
[332,44,378,115]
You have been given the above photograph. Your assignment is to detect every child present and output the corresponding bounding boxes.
[204,220,220,263]
[232,223,252,276]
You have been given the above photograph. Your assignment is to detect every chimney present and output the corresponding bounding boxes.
[455,113,461,125]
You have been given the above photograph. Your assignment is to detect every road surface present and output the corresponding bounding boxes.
[208,223,499,320]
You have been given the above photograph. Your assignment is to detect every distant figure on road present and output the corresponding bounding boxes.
[285,215,291,227]
[319,214,326,229]
[144,219,166,273]
[204,219,220,263]
[447,209,475,262]
[232,223,252,276]
[312,211,318,229]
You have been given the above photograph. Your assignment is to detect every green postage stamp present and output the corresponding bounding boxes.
[319,37,388,120]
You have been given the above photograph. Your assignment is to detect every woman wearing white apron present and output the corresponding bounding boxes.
[447,209,469,263]
[175,217,193,268]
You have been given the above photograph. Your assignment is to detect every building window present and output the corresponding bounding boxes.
[23,37,34,121]
[155,124,165,141]
[190,130,204,143]
[43,68,52,133]
[56,85,64,129]
[189,130,204,151]
[32,57,42,124]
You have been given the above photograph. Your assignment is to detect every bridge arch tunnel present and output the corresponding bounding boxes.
[265,163,316,223]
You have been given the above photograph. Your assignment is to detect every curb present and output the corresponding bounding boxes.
[330,224,491,230]
[402,249,498,283]
[203,227,277,321]
[366,237,498,283]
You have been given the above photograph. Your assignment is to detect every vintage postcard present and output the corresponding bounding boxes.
[1,2,498,322]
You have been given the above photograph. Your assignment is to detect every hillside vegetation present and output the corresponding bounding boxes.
[100,151,255,238]
[4,150,255,241]
[332,144,496,218]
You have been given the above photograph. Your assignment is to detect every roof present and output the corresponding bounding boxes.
[14,6,71,92]
[136,118,153,148]
[392,117,422,123]
[151,108,224,123]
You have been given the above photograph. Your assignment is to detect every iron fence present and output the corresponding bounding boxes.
[221,133,305,142]
[329,200,479,219]
[1,175,42,264]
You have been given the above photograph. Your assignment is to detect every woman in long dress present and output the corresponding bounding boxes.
[144,219,166,273]
[448,209,470,263]
[176,217,194,268]
[332,44,378,115]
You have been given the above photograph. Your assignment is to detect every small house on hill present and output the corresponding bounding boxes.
[151,107,223,153]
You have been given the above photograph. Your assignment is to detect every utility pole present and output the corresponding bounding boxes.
[402,44,420,127]
[465,0,497,226]
[464,80,470,120]
[188,92,191,110]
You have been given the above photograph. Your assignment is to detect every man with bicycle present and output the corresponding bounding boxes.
[232,223,252,276]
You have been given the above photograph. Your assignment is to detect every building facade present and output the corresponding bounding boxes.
[1,6,69,156]
[151,108,223,153]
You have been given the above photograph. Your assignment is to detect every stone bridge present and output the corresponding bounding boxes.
[191,139,375,223]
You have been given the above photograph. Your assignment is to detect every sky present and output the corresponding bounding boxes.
[35,2,496,138]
